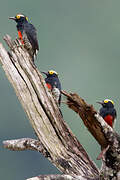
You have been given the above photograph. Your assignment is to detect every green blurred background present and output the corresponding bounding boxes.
[0,0,120,179]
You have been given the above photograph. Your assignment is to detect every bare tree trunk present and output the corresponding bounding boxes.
[0,35,120,180]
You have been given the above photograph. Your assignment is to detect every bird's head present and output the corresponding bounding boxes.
[41,70,58,77]
[97,99,114,108]
[9,14,28,23]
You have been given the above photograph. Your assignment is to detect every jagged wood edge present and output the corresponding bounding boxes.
[26,174,99,180]
[3,138,50,157]
[61,90,108,148]
[0,35,99,179]
[61,91,120,179]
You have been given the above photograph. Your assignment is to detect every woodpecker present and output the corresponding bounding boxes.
[42,70,61,105]
[97,99,117,128]
[9,14,39,61]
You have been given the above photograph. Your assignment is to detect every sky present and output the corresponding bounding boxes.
[0,0,120,179]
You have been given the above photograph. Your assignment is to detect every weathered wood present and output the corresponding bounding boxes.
[2,35,120,180]
[0,35,99,179]
[61,91,108,148]
[3,138,50,157]
[26,174,99,180]
[62,91,120,179]
[95,115,120,179]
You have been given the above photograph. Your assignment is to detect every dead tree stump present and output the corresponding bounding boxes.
[0,35,120,180]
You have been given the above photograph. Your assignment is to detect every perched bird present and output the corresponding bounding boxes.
[9,14,39,61]
[42,70,61,105]
[96,99,117,160]
[97,99,117,127]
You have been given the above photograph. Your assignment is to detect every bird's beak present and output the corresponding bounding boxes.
[96,101,103,105]
[9,17,16,20]
[41,71,48,76]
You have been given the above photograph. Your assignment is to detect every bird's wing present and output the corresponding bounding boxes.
[24,23,39,51]
[54,78,61,91]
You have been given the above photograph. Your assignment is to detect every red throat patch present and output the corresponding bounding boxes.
[104,115,114,127]
[18,31,24,44]
[46,83,52,90]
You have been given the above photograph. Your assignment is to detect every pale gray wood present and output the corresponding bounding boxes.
[0,35,99,180]
[1,35,120,180]
[26,174,99,180]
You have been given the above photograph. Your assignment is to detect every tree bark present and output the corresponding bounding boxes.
[0,35,120,180]
[0,35,99,180]
[26,174,100,180]
[61,91,120,180]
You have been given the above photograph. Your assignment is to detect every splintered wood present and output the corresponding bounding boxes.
[0,35,99,179]
[61,91,108,148]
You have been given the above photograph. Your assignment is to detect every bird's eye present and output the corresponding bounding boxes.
[49,71,54,75]
[16,15,21,19]
[104,100,108,104]
[48,70,58,75]
[15,14,26,20]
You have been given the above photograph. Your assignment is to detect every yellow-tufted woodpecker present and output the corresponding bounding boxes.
[9,14,39,61]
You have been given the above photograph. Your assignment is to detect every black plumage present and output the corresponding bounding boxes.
[99,101,116,118]
[9,14,39,60]
[97,99,117,127]
[42,70,61,105]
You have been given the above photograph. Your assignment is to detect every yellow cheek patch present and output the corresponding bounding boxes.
[104,99,114,105]
[26,16,28,21]
[48,70,58,75]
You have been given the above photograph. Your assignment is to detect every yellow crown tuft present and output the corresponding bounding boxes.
[104,99,114,105]
[15,14,28,21]
[48,70,58,75]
